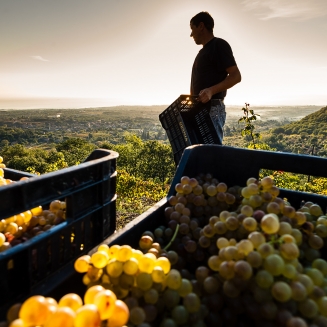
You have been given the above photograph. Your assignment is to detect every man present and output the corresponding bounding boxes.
[190,11,241,144]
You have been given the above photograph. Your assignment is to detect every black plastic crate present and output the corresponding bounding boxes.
[40,145,327,320]
[0,148,118,317]
[159,95,220,165]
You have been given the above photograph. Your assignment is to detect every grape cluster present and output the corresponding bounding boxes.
[5,172,327,327]
[0,157,67,252]
[6,291,128,327]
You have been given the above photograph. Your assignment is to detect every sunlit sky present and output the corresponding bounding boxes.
[1,0,327,108]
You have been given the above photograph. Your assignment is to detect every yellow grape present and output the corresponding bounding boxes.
[151,266,165,283]
[84,285,105,304]
[166,269,182,290]
[106,259,123,278]
[123,258,139,275]
[74,304,101,327]
[108,245,121,259]
[97,244,110,256]
[8,319,24,327]
[58,293,83,312]
[136,272,153,291]
[131,249,143,260]
[138,254,155,274]
[155,257,171,274]
[261,213,280,234]
[116,245,133,262]
[107,300,129,327]
[19,295,51,326]
[93,289,117,320]
[74,255,91,273]
[91,251,109,269]
[44,307,75,327]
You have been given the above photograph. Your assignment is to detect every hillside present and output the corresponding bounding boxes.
[273,106,327,136]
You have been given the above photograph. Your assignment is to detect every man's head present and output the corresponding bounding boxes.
[190,12,214,45]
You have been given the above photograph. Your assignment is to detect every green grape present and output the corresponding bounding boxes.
[241,205,254,217]
[306,268,324,286]
[177,278,193,297]
[291,229,303,245]
[297,274,314,294]
[208,255,221,272]
[217,237,229,249]
[106,259,123,278]
[280,242,300,260]
[278,222,293,235]
[260,213,280,234]
[271,281,292,302]
[286,317,308,327]
[123,257,139,275]
[234,260,253,280]
[246,251,263,268]
[203,276,220,294]
[316,296,327,315]
[224,246,238,261]
[315,225,327,238]
[312,259,327,276]
[219,261,235,280]
[171,305,189,325]
[166,269,182,290]
[119,273,134,289]
[258,243,275,259]
[267,202,281,215]
[282,263,297,279]
[298,298,318,319]
[223,280,240,298]
[144,288,159,304]
[74,304,101,327]
[93,289,117,320]
[290,281,307,301]
[163,289,180,309]
[183,293,201,313]
[219,211,230,222]
[225,217,239,231]
[129,306,146,325]
[241,187,251,199]
[249,194,263,208]
[308,234,324,250]
[255,270,274,289]
[248,232,266,249]
[160,318,178,327]
[237,240,254,256]
[213,221,227,234]
[136,273,153,291]
[242,217,257,232]
[264,254,285,276]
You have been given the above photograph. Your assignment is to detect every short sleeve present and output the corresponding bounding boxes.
[216,39,237,69]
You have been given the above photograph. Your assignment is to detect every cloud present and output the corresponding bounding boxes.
[30,55,49,62]
[242,0,327,21]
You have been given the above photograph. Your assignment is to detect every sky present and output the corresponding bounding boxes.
[0,0,326,108]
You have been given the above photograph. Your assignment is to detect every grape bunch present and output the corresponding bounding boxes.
[6,290,129,327]
[5,172,327,327]
[0,157,67,252]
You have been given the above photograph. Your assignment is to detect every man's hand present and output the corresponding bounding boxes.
[198,88,213,103]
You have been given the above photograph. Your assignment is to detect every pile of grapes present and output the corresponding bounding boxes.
[0,158,66,252]
[5,173,327,327]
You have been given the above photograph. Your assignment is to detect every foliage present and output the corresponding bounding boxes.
[238,103,261,149]
[55,138,97,166]
[0,144,68,174]
[100,134,175,183]
[116,169,168,213]
[259,170,327,196]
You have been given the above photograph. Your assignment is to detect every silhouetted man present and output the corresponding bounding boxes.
[190,11,241,144]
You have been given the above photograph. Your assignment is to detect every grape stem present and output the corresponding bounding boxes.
[164,224,180,251]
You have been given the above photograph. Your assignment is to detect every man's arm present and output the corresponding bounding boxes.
[198,65,242,103]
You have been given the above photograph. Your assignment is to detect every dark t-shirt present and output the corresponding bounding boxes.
[191,37,237,99]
